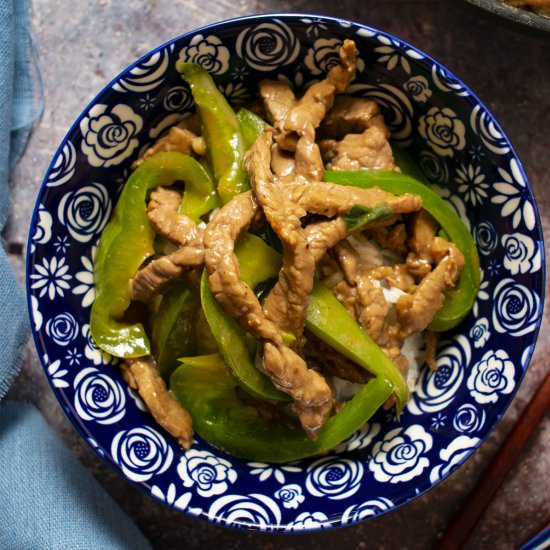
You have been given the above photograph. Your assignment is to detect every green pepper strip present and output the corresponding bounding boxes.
[91,152,214,358]
[201,231,407,411]
[170,354,393,462]
[237,108,267,150]
[324,169,480,332]
[200,234,289,402]
[179,62,249,204]
[151,280,199,380]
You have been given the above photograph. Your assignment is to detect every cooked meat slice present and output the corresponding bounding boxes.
[397,237,465,336]
[318,96,389,140]
[131,188,204,302]
[283,40,358,139]
[270,143,296,177]
[294,124,325,181]
[368,264,415,292]
[304,218,347,262]
[246,131,315,339]
[259,80,297,127]
[132,126,199,169]
[204,191,282,343]
[334,239,361,284]
[406,210,440,278]
[368,222,408,254]
[355,274,390,342]
[122,356,193,449]
[319,125,396,171]
[284,179,422,218]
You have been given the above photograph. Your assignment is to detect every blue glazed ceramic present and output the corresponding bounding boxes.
[27,14,545,532]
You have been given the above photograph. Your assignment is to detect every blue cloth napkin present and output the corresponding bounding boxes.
[0,1,151,548]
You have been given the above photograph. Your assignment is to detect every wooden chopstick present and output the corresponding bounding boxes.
[437,366,550,550]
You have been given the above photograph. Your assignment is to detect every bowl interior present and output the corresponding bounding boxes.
[27,14,545,532]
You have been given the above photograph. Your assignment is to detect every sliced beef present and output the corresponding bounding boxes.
[355,274,390,342]
[319,125,396,171]
[259,80,297,127]
[122,356,193,449]
[131,188,204,302]
[318,96,388,140]
[406,210,440,278]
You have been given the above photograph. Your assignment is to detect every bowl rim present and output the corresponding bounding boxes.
[26,11,546,532]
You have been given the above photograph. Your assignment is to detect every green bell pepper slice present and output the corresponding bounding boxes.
[151,280,199,379]
[237,108,267,150]
[200,233,289,402]
[324,169,480,332]
[179,62,249,204]
[170,354,393,462]
[91,152,213,358]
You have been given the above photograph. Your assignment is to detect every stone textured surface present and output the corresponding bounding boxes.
[5,1,550,548]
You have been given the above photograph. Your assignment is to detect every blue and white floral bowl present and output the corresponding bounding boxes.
[27,14,545,532]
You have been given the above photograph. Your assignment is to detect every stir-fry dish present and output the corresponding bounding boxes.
[500,0,550,16]
[90,40,479,462]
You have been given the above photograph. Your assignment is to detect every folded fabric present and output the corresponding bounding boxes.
[0,1,151,548]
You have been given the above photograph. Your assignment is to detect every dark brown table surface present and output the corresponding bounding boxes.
[5,1,550,548]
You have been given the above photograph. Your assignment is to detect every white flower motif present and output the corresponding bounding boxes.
[369,424,433,484]
[374,35,411,73]
[473,221,498,256]
[207,494,281,529]
[470,104,509,155]
[491,158,535,230]
[178,449,237,498]
[333,422,381,453]
[73,249,95,308]
[31,204,53,252]
[47,358,69,389]
[469,317,490,349]
[81,323,111,365]
[305,457,363,500]
[111,426,173,483]
[288,511,330,531]
[453,403,486,434]
[301,17,328,37]
[492,278,541,337]
[53,235,70,254]
[150,484,201,514]
[65,346,82,366]
[46,141,77,187]
[30,295,43,331]
[73,367,126,424]
[501,233,542,275]
[137,93,156,111]
[403,75,432,102]
[236,20,300,72]
[218,81,253,105]
[248,462,301,484]
[113,46,172,93]
[341,497,394,524]
[274,483,305,510]
[418,150,449,184]
[177,34,230,75]
[430,412,447,430]
[455,163,489,206]
[45,312,79,347]
[162,86,193,113]
[467,349,515,404]
[418,107,466,157]
[429,184,471,231]
[80,104,143,168]
[305,38,365,76]
[58,183,112,244]
[429,435,480,483]
[408,335,469,415]
[30,256,72,300]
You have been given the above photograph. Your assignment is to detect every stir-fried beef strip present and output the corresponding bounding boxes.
[122,356,193,449]
[318,96,388,140]
[259,80,297,128]
[406,210,440,278]
[204,189,334,437]
[131,187,204,302]
[304,218,347,262]
[397,237,465,337]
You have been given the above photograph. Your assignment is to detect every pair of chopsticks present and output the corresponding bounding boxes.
[437,366,550,549]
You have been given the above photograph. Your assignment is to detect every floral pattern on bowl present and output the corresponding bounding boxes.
[27,14,545,532]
